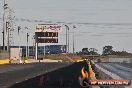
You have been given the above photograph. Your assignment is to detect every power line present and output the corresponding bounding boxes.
[1,17,132,26]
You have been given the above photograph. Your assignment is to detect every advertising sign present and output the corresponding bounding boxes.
[35,24,61,32]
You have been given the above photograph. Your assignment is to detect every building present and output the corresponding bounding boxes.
[0,45,66,56]
[45,45,66,54]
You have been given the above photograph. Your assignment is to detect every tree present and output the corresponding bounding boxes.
[82,48,89,54]
[102,46,113,55]
[89,48,98,55]
[81,48,99,55]
[112,51,132,56]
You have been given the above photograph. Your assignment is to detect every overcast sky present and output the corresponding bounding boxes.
[0,0,132,53]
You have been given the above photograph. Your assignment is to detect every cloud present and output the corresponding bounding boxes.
[80,32,91,34]
[91,34,103,37]
[75,34,83,36]
[100,33,132,35]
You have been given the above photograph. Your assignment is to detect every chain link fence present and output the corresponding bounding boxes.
[0,50,9,59]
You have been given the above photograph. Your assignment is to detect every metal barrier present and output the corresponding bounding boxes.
[88,61,100,88]
[0,51,10,64]
[0,51,9,59]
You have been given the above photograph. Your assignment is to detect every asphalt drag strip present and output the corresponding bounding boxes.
[9,62,88,88]
[0,63,71,88]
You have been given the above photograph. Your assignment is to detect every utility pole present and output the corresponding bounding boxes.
[3,0,11,52]
[3,0,7,50]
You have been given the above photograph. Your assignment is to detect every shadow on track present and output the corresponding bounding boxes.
[9,62,88,88]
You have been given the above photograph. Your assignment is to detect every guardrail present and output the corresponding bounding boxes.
[88,61,100,88]
[0,59,10,64]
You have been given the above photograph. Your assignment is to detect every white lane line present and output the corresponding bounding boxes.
[95,64,122,79]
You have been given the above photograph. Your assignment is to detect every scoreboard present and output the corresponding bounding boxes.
[35,24,61,43]
[35,32,58,37]
[37,38,58,43]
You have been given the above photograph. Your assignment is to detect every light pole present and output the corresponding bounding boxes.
[65,25,69,53]
[25,27,31,58]
[18,26,21,48]
[2,31,5,50]
[69,32,75,54]
[35,34,38,60]
[43,32,45,59]
[67,25,70,53]
[66,26,67,53]
[73,32,75,54]
[32,35,35,59]
[26,33,29,58]
[18,26,21,61]
[73,25,76,54]
[6,22,10,52]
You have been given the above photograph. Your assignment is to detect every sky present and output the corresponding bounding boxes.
[0,0,132,54]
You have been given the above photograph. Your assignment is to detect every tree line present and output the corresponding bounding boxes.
[77,46,132,56]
